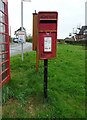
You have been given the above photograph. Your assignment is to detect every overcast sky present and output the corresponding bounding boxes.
[8,0,86,39]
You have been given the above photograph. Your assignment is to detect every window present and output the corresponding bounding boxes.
[0,23,5,32]
[0,44,6,52]
[0,0,4,12]
[2,54,7,62]
[0,34,5,42]
[0,12,5,22]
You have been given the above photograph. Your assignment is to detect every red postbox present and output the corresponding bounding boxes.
[38,11,58,60]
[32,11,58,99]
[0,0,10,87]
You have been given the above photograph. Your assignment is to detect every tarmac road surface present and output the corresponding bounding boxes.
[10,42,32,56]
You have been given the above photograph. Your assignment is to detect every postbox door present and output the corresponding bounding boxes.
[39,32,57,60]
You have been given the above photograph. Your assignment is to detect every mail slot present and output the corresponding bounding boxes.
[38,11,58,60]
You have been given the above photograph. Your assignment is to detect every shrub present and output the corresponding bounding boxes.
[26,36,32,43]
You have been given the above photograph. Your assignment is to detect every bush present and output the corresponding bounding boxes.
[65,40,86,46]
[26,36,32,43]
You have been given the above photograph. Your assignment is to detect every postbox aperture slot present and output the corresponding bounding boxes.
[44,36,52,52]
[40,19,57,23]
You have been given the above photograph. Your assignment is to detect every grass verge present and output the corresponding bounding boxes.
[2,44,85,118]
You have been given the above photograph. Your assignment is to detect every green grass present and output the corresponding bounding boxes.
[2,44,85,118]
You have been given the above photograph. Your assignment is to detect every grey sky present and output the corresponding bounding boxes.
[8,0,86,39]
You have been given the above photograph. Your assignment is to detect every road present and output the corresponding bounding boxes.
[10,42,32,56]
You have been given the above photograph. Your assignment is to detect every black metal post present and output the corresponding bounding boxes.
[44,59,48,100]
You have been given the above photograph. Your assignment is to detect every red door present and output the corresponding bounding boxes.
[0,0,10,87]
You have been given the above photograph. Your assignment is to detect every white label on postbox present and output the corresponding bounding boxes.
[44,37,52,52]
